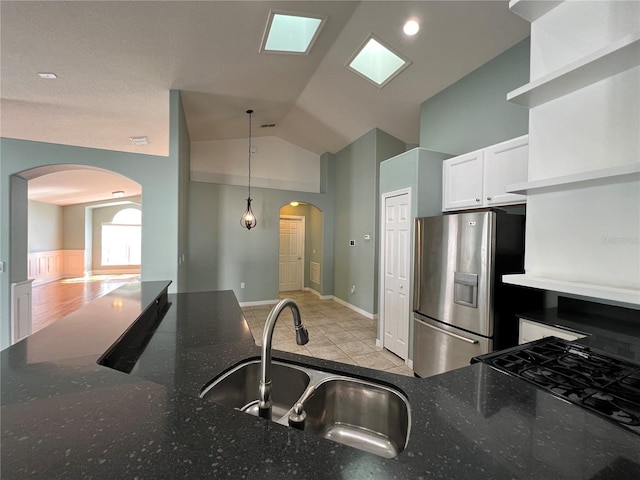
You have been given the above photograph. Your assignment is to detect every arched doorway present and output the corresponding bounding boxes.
[278,201,324,295]
[11,165,142,340]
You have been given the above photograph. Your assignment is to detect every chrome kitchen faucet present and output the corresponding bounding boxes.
[258,298,309,419]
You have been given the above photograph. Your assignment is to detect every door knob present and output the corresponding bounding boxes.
[487,196,491,201]
[400,284,404,289]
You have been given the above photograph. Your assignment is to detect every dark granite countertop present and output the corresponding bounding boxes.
[2,284,640,479]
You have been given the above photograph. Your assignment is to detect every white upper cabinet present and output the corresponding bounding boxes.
[442,150,484,210]
[443,135,528,211]
[483,135,529,206]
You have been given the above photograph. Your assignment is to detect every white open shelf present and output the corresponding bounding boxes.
[507,31,640,107]
[506,163,640,195]
[509,0,563,22]
[503,274,640,305]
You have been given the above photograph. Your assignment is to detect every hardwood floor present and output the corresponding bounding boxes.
[31,275,140,334]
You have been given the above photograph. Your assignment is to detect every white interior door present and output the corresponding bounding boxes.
[382,192,410,359]
[279,217,304,292]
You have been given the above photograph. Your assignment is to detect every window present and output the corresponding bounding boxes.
[101,208,141,266]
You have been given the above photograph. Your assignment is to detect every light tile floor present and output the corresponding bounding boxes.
[241,290,414,377]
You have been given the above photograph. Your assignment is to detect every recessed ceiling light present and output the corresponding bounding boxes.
[37,72,57,79]
[129,136,149,146]
[260,10,326,55]
[346,35,412,88]
[112,191,125,198]
[403,20,420,36]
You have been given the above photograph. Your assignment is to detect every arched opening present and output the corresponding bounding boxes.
[12,165,142,337]
[278,201,324,295]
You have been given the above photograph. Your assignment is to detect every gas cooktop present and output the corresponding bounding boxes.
[473,337,640,436]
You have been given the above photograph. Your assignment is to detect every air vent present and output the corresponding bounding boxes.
[261,123,276,128]
[129,136,149,146]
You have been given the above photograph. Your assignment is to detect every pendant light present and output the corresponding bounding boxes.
[241,109,257,230]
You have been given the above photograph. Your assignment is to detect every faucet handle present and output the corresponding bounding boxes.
[288,402,306,430]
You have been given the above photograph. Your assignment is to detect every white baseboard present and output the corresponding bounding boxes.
[406,359,413,369]
[31,274,64,287]
[239,299,279,307]
[304,287,333,300]
[332,296,375,319]
[90,268,141,275]
[376,338,382,348]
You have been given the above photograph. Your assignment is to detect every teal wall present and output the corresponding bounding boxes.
[171,90,191,293]
[186,182,334,302]
[333,128,405,315]
[308,205,324,293]
[28,200,62,253]
[0,91,187,349]
[420,38,530,155]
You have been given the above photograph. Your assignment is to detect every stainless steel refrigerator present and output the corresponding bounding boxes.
[412,211,542,378]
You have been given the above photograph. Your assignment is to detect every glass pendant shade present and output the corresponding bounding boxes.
[241,197,257,230]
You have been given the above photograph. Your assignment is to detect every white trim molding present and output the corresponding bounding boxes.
[332,296,374,320]
[304,287,333,300]
[28,249,87,285]
[239,299,280,307]
[11,279,33,344]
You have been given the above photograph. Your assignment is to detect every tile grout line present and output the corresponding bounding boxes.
[245,291,413,377]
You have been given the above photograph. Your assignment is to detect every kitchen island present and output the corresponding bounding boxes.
[2,282,639,479]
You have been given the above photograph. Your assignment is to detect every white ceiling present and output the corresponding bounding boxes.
[28,169,142,206]
[1,0,529,205]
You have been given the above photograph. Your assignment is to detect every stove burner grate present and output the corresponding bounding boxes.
[476,337,640,437]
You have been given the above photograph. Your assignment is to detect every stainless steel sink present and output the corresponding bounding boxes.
[200,359,411,458]
[200,360,310,419]
[301,378,409,458]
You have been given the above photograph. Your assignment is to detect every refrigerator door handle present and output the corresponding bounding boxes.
[418,319,479,345]
[413,218,423,310]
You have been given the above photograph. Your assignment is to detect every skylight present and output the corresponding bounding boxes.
[261,10,326,55]
[346,35,412,88]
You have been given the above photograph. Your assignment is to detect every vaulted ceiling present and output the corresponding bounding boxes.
[1,0,529,203]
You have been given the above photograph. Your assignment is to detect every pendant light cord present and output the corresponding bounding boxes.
[247,109,253,198]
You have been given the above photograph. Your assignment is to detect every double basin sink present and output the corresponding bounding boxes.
[199,359,411,458]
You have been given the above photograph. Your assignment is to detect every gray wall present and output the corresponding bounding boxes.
[420,38,530,155]
[333,128,405,315]
[62,196,142,250]
[186,181,334,303]
[28,200,62,253]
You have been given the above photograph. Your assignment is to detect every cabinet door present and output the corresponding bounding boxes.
[518,318,586,345]
[483,135,528,206]
[442,150,484,211]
